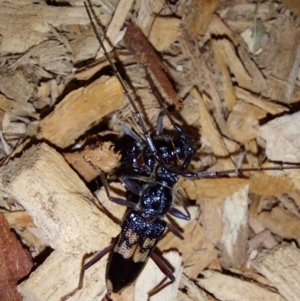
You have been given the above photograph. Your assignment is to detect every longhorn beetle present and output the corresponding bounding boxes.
[63,2,300,299]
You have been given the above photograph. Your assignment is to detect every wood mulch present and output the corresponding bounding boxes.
[0,0,300,300]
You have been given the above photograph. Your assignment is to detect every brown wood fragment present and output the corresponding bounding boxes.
[123,22,182,108]
[252,243,300,301]
[3,211,36,228]
[211,38,237,111]
[235,87,288,115]
[209,14,239,46]
[257,17,300,103]
[0,94,14,113]
[215,38,252,90]
[258,206,300,239]
[227,102,267,144]
[97,0,134,58]
[237,46,267,93]
[191,88,235,170]
[157,219,217,280]
[0,213,33,301]
[249,172,296,196]
[0,70,34,102]
[64,141,121,182]
[38,76,124,149]
[135,252,182,301]
[283,0,300,16]
[184,0,219,38]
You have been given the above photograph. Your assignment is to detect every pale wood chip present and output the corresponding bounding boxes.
[0,143,119,254]
[0,3,108,54]
[219,184,249,268]
[259,112,300,163]
[97,0,135,58]
[252,243,300,301]
[197,270,285,301]
[149,17,182,51]
[135,252,182,301]
[18,250,108,301]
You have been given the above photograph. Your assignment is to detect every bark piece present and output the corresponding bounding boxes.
[123,22,181,108]
[0,213,33,301]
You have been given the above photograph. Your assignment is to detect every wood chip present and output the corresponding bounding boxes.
[235,87,288,115]
[227,101,267,144]
[191,88,235,170]
[38,76,124,149]
[258,206,300,239]
[0,3,107,54]
[0,143,119,254]
[64,141,121,182]
[252,243,300,301]
[184,0,219,38]
[3,211,35,228]
[259,112,300,163]
[18,250,108,301]
[149,17,182,51]
[0,70,33,102]
[219,184,249,268]
[197,270,285,301]
[135,252,182,301]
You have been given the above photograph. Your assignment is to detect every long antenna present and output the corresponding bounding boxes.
[84,2,162,163]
